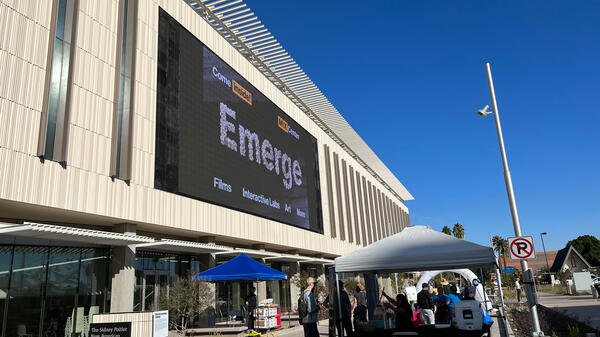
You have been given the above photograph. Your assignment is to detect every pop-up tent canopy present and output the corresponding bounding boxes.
[194,253,287,281]
[335,226,496,273]
[333,226,507,337]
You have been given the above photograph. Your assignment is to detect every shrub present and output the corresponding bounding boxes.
[567,324,580,337]
[159,276,214,336]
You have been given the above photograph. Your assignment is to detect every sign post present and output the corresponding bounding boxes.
[483,62,543,336]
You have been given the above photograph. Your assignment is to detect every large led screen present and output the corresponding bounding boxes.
[155,9,323,233]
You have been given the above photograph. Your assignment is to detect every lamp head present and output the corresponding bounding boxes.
[477,105,492,117]
[541,232,547,235]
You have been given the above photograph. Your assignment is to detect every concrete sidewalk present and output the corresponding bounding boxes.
[276,320,328,337]
[277,317,510,337]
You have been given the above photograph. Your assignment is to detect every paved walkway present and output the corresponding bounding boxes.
[537,292,600,330]
[276,320,328,337]
[277,317,509,336]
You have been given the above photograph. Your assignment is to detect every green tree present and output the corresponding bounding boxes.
[442,226,452,235]
[492,235,508,269]
[452,223,465,239]
[566,235,600,266]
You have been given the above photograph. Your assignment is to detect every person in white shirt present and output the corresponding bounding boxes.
[515,280,521,302]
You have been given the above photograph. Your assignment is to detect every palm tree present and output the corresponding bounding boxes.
[452,223,465,239]
[491,235,508,269]
[442,226,452,235]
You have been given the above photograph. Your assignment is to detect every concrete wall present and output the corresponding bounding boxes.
[0,0,409,258]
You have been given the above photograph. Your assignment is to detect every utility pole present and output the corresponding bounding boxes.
[483,62,543,336]
[540,232,550,270]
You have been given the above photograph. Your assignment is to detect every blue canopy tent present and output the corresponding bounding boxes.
[194,253,287,281]
[194,254,289,329]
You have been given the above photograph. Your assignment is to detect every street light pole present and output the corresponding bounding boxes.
[484,62,543,336]
[540,232,550,270]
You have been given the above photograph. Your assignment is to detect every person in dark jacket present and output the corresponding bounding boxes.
[333,281,353,337]
[417,283,435,325]
[382,291,414,331]
[245,287,257,330]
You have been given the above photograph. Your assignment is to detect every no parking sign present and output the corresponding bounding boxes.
[508,236,536,260]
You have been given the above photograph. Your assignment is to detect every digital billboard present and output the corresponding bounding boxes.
[155,9,323,233]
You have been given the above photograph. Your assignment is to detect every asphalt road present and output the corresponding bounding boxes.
[537,292,600,330]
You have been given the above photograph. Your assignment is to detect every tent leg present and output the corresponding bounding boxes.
[394,273,399,295]
[479,268,490,310]
[495,266,509,337]
[335,273,344,337]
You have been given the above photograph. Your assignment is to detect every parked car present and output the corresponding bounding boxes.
[591,274,600,285]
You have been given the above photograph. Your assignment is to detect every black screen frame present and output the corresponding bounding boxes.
[154,8,324,234]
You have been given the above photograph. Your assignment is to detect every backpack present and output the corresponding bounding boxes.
[298,293,308,324]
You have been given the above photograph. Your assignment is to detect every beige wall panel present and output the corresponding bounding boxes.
[0,1,408,257]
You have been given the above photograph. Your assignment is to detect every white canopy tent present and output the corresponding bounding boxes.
[333,226,508,337]
[417,269,492,310]
[335,226,496,273]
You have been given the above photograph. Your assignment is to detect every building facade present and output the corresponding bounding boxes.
[550,246,592,274]
[503,251,558,273]
[0,0,412,336]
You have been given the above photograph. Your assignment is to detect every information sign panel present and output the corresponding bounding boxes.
[154,310,169,337]
[89,322,131,337]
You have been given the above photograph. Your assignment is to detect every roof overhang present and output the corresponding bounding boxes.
[0,222,155,246]
[135,239,232,254]
[215,248,281,259]
[300,257,335,265]
[264,254,313,262]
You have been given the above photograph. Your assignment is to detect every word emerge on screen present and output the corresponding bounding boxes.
[155,9,323,233]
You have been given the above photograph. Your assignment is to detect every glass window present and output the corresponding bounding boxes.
[5,246,48,337]
[216,281,252,322]
[111,0,138,179]
[43,247,80,336]
[134,252,203,312]
[41,0,77,161]
[265,263,291,313]
[78,248,110,330]
[0,246,13,332]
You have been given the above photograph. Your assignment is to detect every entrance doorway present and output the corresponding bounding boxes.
[141,270,169,311]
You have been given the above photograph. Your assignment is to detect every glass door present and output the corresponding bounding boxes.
[142,270,169,311]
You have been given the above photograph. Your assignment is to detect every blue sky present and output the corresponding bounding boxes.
[245,0,600,251]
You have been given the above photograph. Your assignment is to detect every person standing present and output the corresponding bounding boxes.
[302,277,320,337]
[434,286,450,324]
[352,284,368,323]
[446,285,461,323]
[333,281,352,337]
[382,291,414,331]
[515,279,521,302]
[417,283,435,325]
[245,286,257,330]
